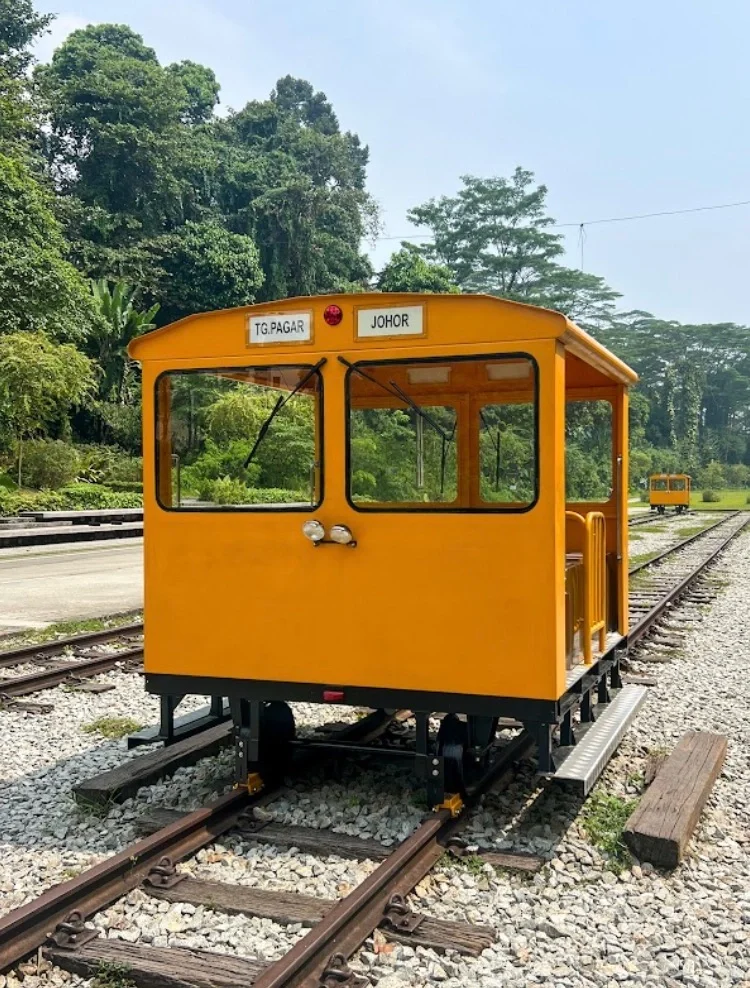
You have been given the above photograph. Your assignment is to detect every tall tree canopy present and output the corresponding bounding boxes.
[0,0,98,343]
[37,29,375,316]
[377,244,458,294]
[407,169,619,328]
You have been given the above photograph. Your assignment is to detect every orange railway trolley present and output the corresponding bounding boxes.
[129,293,644,801]
[649,473,691,514]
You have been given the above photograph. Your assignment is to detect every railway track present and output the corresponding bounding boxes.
[627,511,747,642]
[0,514,747,985]
[0,623,143,702]
[628,510,688,528]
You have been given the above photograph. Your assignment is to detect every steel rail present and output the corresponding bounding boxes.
[0,622,143,669]
[252,730,532,988]
[629,512,740,575]
[629,515,748,645]
[0,709,401,973]
[628,512,686,528]
[0,646,144,697]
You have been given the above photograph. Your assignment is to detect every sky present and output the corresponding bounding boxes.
[34,1,750,325]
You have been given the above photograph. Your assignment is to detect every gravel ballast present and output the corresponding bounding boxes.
[1,529,748,987]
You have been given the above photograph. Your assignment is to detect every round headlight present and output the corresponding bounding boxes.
[302,519,325,542]
[329,524,353,545]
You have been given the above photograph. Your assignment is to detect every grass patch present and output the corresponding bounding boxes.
[91,962,136,988]
[83,716,142,739]
[630,551,659,567]
[72,791,117,819]
[690,489,750,511]
[0,611,142,652]
[581,790,637,872]
[438,851,486,875]
[676,524,713,538]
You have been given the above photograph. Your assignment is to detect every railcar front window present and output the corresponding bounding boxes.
[156,365,322,511]
[670,477,686,491]
[651,478,668,491]
[349,404,458,505]
[346,354,538,511]
[479,402,535,506]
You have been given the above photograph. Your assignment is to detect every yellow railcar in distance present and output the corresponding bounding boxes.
[129,292,644,802]
[649,474,691,514]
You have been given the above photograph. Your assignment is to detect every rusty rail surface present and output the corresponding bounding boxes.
[0,647,143,696]
[252,730,532,988]
[628,511,740,576]
[0,709,401,973]
[629,514,748,645]
[0,622,143,670]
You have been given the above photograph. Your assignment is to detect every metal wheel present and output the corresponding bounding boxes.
[437,714,468,795]
[258,701,296,783]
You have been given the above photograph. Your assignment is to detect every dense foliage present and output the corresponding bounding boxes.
[0,2,748,510]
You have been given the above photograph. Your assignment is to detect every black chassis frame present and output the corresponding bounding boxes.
[145,636,625,803]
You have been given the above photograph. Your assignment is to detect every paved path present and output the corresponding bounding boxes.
[0,539,143,635]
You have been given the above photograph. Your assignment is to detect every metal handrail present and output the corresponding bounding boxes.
[566,510,607,664]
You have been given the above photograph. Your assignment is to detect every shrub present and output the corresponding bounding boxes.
[0,488,65,515]
[702,489,720,503]
[197,476,306,506]
[0,473,16,490]
[0,484,142,516]
[19,440,80,490]
[76,445,142,486]
[58,483,141,510]
[106,480,143,493]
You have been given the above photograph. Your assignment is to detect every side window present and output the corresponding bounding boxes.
[156,365,322,510]
[566,400,613,502]
[479,402,536,506]
[350,405,458,504]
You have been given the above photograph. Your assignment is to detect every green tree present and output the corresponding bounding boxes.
[88,279,158,402]
[37,25,191,226]
[166,60,220,124]
[146,222,264,324]
[0,154,100,342]
[212,76,376,300]
[0,3,98,345]
[0,332,95,484]
[377,244,458,294]
[407,169,619,328]
[0,0,51,146]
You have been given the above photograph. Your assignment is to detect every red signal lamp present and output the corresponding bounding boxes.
[323,304,343,326]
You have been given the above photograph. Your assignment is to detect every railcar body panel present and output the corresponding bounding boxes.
[130,293,637,775]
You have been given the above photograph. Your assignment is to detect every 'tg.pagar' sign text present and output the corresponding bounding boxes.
[248,312,311,344]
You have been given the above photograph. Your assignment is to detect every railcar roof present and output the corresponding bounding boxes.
[128,292,638,385]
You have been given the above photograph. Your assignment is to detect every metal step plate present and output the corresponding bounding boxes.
[553,684,648,795]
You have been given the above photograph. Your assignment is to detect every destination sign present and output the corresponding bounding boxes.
[248,312,311,344]
[356,305,424,338]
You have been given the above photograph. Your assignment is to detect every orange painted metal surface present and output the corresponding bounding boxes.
[129,293,636,704]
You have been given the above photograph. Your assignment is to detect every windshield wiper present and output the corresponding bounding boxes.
[244,358,326,469]
[338,357,451,442]
[339,356,455,496]
[480,409,502,490]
